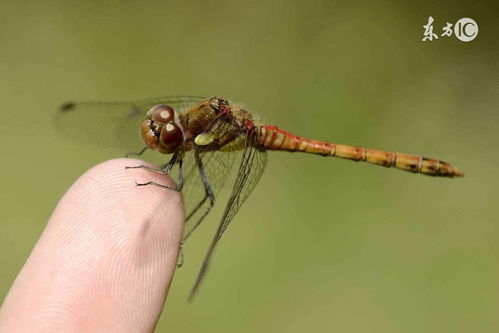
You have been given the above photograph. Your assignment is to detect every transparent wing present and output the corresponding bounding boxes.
[181,118,243,239]
[188,133,267,300]
[180,149,239,239]
[56,95,206,150]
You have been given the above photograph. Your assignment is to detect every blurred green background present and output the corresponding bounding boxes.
[1,0,498,332]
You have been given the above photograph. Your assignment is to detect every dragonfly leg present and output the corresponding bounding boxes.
[176,241,185,268]
[135,180,179,191]
[161,152,180,173]
[126,165,166,174]
[125,151,179,174]
[183,152,216,241]
[135,154,185,191]
[125,146,148,158]
[195,151,215,204]
[186,195,208,221]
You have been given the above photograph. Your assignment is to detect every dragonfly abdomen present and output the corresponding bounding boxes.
[257,125,464,178]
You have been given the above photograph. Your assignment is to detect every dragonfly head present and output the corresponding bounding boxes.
[140,104,184,154]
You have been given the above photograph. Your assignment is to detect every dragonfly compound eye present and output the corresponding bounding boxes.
[147,104,175,123]
[159,122,183,153]
[140,119,159,149]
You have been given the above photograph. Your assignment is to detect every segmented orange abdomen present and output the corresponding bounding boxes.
[257,125,464,178]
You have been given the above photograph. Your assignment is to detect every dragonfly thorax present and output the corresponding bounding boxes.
[184,97,227,137]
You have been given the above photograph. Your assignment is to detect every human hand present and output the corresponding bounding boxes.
[0,159,184,332]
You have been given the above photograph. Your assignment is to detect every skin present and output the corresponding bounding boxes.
[0,159,184,332]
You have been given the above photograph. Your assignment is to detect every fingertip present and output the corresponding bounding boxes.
[54,158,185,256]
[0,158,184,332]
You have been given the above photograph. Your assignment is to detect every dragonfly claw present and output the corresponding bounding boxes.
[176,241,185,268]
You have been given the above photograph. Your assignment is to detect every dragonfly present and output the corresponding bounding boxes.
[57,95,464,300]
